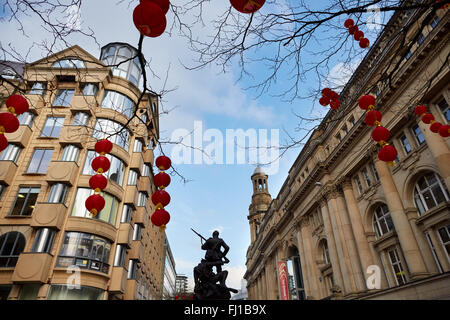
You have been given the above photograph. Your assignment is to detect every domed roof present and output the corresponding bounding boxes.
[253,165,266,175]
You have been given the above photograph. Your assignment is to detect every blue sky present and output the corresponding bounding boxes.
[0,0,389,291]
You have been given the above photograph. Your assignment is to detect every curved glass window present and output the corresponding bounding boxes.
[61,145,80,162]
[17,111,35,127]
[414,172,449,215]
[0,143,22,163]
[101,90,135,118]
[52,59,86,68]
[101,44,141,86]
[0,232,26,267]
[56,231,111,274]
[373,204,395,238]
[92,118,131,151]
[82,83,98,96]
[71,188,119,226]
[47,285,104,300]
[82,150,125,186]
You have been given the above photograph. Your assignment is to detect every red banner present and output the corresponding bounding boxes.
[277,261,290,300]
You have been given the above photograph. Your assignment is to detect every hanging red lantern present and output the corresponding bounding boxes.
[133,2,166,37]
[348,25,358,35]
[354,30,364,41]
[421,113,434,124]
[155,155,172,171]
[321,87,333,97]
[230,0,265,14]
[329,91,339,100]
[154,171,171,189]
[6,95,29,115]
[344,18,354,28]
[89,174,108,192]
[319,96,330,106]
[371,126,390,142]
[85,194,106,216]
[365,110,382,126]
[91,156,111,173]
[358,94,376,110]
[330,99,340,109]
[0,113,19,133]
[359,38,370,48]
[151,208,170,227]
[438,124,450,138]
[414,105,427,116]
[151,189,171,208]
[429,122,442,133]
[95,139,113,155]
[378,145,398,162]
[140,0,170,15]
[0,134,8,151]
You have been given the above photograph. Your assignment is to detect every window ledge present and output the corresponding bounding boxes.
[4,215,32,219]
[415,201,450,228]
[372,230,398,250]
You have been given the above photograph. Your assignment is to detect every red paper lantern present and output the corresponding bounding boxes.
[0,134,8,151]
[358,94,376,110]
[414,105,427,116]
[438,124,450,138]
[6,95,29,115]
[344,18,354,28]
[133,2,166,37]
[151,189,171,208]
[359,38,370,48]
[378,145,398,162]
[371,126,390,142]
[91,156,111,173]
[95,139,113,155]
[430,121,442,133]
[321,88,333,97]
[230,0,265,14]
[154,172,171,189]
[319,96,330,106]
[140,0,170,15]
[330,99,340,109]
[354,30,364,41]
[365,110,382,126]
[85,194,105,216]
[151,208,170,227]
[348,25,358,35]
[155,155,172,170]
[89,174,108,192]
[421,113,434,124]
[0,113,19,133]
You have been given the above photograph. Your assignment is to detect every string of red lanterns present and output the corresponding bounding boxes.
[414,105,450,138]
[133,0,170,38]
[151,155,172,230]
[319,87,340,109]
[0,95,29,152]
[359,94,398,165]
[85,139,113,217]
[344,18,370,49]
[230,0,265,14]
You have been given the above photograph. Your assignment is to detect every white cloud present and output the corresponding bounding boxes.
[224,265,246,291]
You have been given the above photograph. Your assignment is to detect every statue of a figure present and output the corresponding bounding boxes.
[192,229,237,300]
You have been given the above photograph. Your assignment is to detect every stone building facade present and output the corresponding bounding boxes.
[0,43,167,300]
[244,7,450,300]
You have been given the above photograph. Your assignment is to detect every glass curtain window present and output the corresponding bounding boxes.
[61,145,80,162]
[31,228,56,253]
[82,150,125,186]
[47,285,104,300]
[437,97,449,122]
[137,192,146,207]
[17,112,35,127]
[388,248,407,285]
[92,118,131,151]
[128,170,138,186]
[52,59,86,68]
[0,232,26,267]
[57,232,111,274]
[41,117,64,137]
[414,172,449,215]
[101,90,135,118]
[10,187,40,216]
[71,188,118,225]
[0,144,21,163]
[27,149,53,173]
[411,124,425,145]
[73,112,90,126]
[53,89,74,107]
[48,183,69,204]
[113,244,126,267]
[82,83,98,96]
[29,82,46,96]
[437,226,450,260]
[121,205,132,223]
[133,139,143,152]
[373,204,395,238]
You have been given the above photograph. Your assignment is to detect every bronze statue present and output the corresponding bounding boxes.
[191,229,237,300]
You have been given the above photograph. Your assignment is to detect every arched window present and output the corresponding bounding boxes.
[414,172,449,215]
[52,59,86,68]
[0,232,26,267]
[373,204,395,238]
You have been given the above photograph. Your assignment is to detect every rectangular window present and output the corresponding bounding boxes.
[388,248,407,286]
[128,260,138,279]
[400,135,412,154]
[29,82,46,96]
[60,145,80,162]
[354,175,363,194]
[133,139,143,153]
[430,15,440,29]
[10,187,40,216]
[417,33,425,45]
[27,149,53,174]
[41,117,64,138]
[72,112,90,126]
[363,168,371,187]
[48,183,69,204]
[127,169,138,186]
[18,284,40,300]
[31,228,56,253]
[17,112,35,127]
[0,144,22,163]
[113,244,126,267]
[53,89,74,107]
[425,232,443,273]
[371,162,379,182]
[437,225,450,261]
[411,124,425,145]
[405,50,412,60]
[437,97,449,122]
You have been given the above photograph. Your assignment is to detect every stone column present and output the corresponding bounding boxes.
[374,158,429,279]
[418,120,450,190]
[296,224,312,297]
[341,179,375,290]
[319,198,345,293]
[300,217,321,299]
